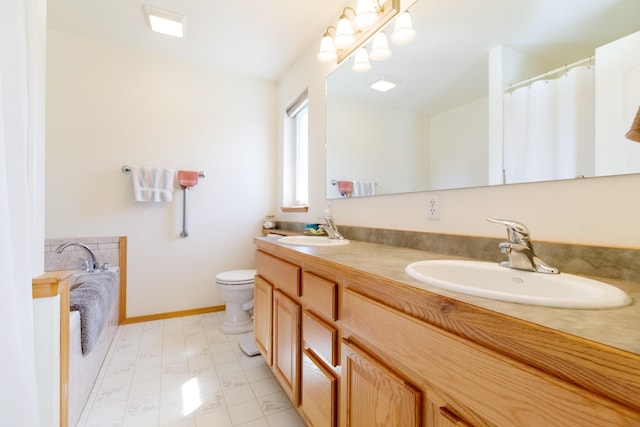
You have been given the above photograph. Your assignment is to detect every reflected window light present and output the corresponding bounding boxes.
[182,377,201,415]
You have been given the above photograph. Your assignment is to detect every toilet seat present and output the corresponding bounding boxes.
[216,269,256,285]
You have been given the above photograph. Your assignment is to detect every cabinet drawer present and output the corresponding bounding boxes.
[303,310,338,367]
[302,271,338,321]
[255,250,300,297]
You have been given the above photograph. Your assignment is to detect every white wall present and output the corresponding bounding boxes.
[429,97,488,190]
[277,28,640,249]
[326,96,428,197]
[46,30,276,317]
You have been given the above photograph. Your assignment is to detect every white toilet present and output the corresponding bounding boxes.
[216,269,256,334]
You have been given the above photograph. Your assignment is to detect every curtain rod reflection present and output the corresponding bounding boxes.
[505,56,594,93]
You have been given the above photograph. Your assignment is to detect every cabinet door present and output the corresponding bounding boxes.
[302,349,338,427]
[254,275,273,365]
[274,289,301,406]
[343,340,422,427]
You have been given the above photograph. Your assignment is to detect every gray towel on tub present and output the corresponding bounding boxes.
[70,273,117,355]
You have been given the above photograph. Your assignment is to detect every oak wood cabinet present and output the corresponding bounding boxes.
[343,339,422,427]
[254,238,640,427]
[301,271,341,426]
[302,349,338,427]
[342,288,640,426]
[273,289,301,405]
[254,275,273,365]
[255,250,302,405]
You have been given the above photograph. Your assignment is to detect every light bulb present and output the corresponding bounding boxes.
[355,0,377,29]
[317,35,337,62]
[391,11,416,45]
[352,48,372,72]
[369,32,391,61]
[334,15,355,49]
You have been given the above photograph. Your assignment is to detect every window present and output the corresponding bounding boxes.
[283,90,309,210]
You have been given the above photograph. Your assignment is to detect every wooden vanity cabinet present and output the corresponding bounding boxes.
[342,287,640,427]
[254,250,302,405]
[254,239,640,427]
[255,247,341,426]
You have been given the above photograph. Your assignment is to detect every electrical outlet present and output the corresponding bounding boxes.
[427,194,440,220]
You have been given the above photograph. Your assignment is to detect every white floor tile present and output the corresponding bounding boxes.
[76,312,305,426]
[227,400,263,425]
[194,407,232,427]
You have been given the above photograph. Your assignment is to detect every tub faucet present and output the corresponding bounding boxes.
[486,218,559,274]
[322,216,344,240]
[56,242,99,272]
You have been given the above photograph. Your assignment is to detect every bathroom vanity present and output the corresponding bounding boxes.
[253,236,640,426]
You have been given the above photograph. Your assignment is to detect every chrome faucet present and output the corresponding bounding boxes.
[56,242,99,272]
[486,218,559,274]
[322,216,344,240]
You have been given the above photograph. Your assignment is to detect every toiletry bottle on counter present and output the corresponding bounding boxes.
[263,215,276,230]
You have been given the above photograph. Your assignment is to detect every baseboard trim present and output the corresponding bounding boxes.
[121,305,225,324]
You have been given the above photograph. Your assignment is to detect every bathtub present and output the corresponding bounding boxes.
[68,267,120,427]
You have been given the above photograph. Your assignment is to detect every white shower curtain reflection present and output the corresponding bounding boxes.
[0,0,41,425]
[503,65,595,184]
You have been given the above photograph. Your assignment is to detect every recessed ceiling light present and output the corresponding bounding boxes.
[369,75,399,92]
[143,5,186,38]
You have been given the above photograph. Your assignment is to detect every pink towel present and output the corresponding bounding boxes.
[178,170,199,188]
[337,180,353,196]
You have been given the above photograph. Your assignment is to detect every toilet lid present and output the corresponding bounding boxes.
[216,269,256,285]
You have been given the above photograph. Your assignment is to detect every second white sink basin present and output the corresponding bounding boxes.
[278,235,350,247]
[405,260,632,309]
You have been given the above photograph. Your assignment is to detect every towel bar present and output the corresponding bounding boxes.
[121,165,206,178]
[331,179,377,185]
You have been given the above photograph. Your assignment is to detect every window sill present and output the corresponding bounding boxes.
[281,205,308,213]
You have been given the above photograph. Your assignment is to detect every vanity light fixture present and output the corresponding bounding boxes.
[317,0,415,75]
[390,11,416,44]
[143,5,186,38]
[352,48,372,72]
[626,106,640,142]
[369,75,398,92]
[317,0,400,65]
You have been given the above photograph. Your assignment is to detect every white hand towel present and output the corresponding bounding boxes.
[132,167,175,202]
[353,180,376,197]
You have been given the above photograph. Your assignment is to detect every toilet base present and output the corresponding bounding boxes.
[220,320,253,335]
[238,333,260,356]
[219,302,254,334]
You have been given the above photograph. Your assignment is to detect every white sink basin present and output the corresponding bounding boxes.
[278,235,350,247]
[405,260,632,309]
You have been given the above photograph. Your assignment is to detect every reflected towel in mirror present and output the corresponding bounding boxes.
[353,180,376,197]
[337,180,353,197]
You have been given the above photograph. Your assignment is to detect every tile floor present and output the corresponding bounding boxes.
[76,312,306,426]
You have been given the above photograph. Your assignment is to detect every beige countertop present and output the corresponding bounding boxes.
[256,235,640,356]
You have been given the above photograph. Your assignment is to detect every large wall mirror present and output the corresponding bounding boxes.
[326,0,640,199]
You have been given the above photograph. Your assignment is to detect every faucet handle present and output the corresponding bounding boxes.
[486,217,530,240]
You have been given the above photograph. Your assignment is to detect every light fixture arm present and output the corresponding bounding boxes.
[322,26,337,38]
[340,6,357,20]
